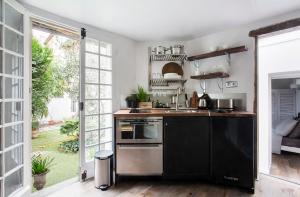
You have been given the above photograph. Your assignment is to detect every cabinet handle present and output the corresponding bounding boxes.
[165,122,168,126]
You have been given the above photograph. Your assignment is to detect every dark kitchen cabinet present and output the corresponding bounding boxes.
[164,116,210,178]
[211,117,255,191]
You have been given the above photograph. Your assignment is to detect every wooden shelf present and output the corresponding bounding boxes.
[187,46,247,61]
[191,72,229,80]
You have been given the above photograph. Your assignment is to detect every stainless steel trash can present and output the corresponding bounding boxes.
[94,150,113,190]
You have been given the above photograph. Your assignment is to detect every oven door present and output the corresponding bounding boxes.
[116,118,163,144]
[116,144,163,175]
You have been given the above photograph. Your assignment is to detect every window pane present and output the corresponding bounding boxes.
[0,76,2,99]
[85,130,99,146]
[5,53,23,76]
[100,56,112,70]
[4,123,23,148]
[85,115,99,131]
[100,114,112,129]
[0,153,2,176]
[0,128,2,151]
[100,70,112,84]
[100,142,112,151]
[100,100,112,114]
[0,50,3,73]
[85,100,99,115]
[85,145,99,162]
[4,101,23,123]
[5,28,23,54]
[86,39,99,53]
[100,128,112,143]
[5,168,23,197]
[0,25,3,47]
[85,53,99,68]
[4,78,23,99]
[5,145,23,173]
[85,68,99,84]
[85,85,99,99]
[100,42,112,56]
[100,85,111,99]
[5,3,23,32]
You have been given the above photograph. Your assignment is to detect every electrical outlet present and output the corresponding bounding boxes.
[225,81,238,88]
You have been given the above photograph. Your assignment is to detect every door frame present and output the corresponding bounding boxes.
[249,18,300,175]
[27,12,81,189]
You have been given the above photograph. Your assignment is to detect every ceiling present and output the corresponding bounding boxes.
[21,0,300,41]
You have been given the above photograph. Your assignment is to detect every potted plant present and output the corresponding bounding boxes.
[136,86,152,108]
[125,94,138,108]
[32,120,39,139]
[32,153,55,190]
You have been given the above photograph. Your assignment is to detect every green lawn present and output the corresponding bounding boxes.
[32,128,79,191]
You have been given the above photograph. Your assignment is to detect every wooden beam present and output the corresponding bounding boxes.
[249,18,300,37]
[187,46,247,61]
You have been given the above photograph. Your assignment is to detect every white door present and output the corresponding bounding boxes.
[79,31,113,179]
[0,0,28,196]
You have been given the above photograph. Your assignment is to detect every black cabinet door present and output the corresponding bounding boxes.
[211,117,255,189]
[164,116,210,178]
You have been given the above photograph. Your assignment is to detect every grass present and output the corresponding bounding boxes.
[32,128,79,191]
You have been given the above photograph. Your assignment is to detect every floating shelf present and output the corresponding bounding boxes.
[191,72,229,80]
[150,54,187,61]
[187,46,247,61]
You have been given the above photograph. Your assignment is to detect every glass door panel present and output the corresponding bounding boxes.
[0,1,25,196]
[80,37,113,179]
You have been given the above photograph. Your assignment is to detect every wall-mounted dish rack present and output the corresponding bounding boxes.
[148,47,187,91]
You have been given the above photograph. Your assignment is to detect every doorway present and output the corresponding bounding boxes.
[30,19,80,192]
[270,76,300,184]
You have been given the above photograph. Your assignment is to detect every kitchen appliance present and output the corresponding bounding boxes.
[213,99,234,110]
[116,117,163,144]
[116,117,163,175]
[198,93,212,109]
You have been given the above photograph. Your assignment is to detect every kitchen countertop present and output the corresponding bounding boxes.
[114,109,256,118]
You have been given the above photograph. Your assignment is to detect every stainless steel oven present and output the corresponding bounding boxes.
[116,117,163,175]
[116,117,163,144]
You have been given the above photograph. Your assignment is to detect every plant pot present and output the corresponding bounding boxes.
[33,171,48,190]
[138,102,153,109]
[32,121,40,139]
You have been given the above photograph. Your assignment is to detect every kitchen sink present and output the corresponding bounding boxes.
[164,110,198,113]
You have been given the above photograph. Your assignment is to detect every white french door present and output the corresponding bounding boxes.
[0,0,27,196]
[80,32,113,179]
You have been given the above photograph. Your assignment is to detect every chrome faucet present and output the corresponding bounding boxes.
[175,87,182,111]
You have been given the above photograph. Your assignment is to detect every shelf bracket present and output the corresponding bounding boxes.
[225,52,231,67]
[217,78,224,93]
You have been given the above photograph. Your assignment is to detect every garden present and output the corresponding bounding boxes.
[31,30,80,191]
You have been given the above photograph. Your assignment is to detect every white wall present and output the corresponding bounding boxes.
[259,33,300,173]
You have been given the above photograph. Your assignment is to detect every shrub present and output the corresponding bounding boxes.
[59,139,79,153]
[60,120,79,137]
[32,153,55,175]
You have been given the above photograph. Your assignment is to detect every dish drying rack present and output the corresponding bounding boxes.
[148,47,187,92]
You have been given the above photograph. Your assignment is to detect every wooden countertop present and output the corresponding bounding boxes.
[114,109,256,118]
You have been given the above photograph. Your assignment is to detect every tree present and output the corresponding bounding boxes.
[59,40,80,101]
[32,38,65,121]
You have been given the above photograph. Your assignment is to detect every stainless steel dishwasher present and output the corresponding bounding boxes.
[116,117,163,176]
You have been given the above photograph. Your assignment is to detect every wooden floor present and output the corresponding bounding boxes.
[270,151,300,184]
[47,174,300,197]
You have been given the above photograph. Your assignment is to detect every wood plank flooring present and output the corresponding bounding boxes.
[270,151,300,184]
[48,174,300,197]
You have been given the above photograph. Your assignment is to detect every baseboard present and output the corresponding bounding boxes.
[281,146,300,154]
